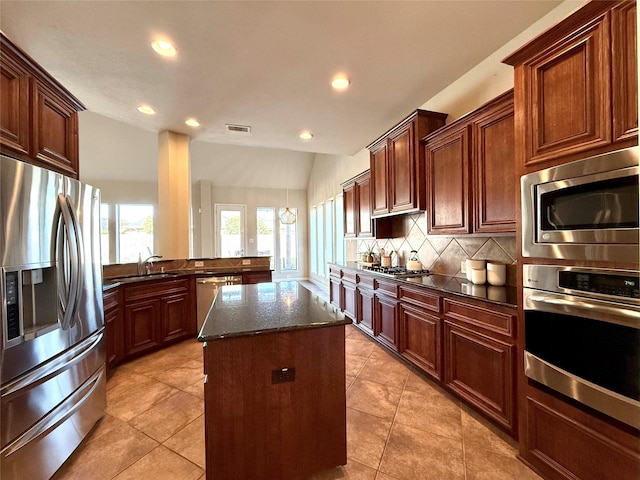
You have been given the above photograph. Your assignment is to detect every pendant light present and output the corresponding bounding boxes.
[280,188,296,225]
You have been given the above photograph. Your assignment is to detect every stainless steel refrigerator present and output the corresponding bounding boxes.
[0,155,106,479]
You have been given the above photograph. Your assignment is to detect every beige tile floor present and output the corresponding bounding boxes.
[52,320,542,480]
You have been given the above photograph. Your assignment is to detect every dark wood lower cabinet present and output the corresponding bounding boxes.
[122,278,193,358]
[103,288,123,374]
[342,281,357,320]
[443,320,515,433]
[374,294,398,351]
[521,382,640,480]
[400,304,441,381]
[356,287,374,335]
[329,277,341,310]
[242,270,272,284]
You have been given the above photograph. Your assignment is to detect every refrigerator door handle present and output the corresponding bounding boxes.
[56,194,81,330]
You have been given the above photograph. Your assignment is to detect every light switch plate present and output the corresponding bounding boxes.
[195,261,204,267]
[242,259,251,265]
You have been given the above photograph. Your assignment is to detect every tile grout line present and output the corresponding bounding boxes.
[374,364,410,478]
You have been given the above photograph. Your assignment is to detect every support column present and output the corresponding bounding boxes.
[157,130,191,258]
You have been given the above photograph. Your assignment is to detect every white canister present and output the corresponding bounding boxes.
[487,262,507,286]
[471,268,486,285]
[466,259,485,281]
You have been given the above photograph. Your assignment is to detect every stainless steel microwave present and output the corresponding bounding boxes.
[521,147,639,263]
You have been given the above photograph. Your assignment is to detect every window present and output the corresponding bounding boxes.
[316,204,324,276]
[215,204,246,257]
[310,206,317,275]
[279,208,297,271]
[257,207,275,269]
[100,203,110,264]
[335,194,345,264]
[325,200,334,273]
[117,204,154,263]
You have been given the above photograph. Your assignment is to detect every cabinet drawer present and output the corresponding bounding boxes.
[375,278,398,298]
[356,273,375,290]
[329,265,342,278]
[103,289,119,311]
[443,298,515,338]
[342,269,357,284]
[399,285,441,313]
[124,279,188,302]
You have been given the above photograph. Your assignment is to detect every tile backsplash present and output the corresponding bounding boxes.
[347,213,517,286]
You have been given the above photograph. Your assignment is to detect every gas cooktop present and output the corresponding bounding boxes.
[363,266,430,279]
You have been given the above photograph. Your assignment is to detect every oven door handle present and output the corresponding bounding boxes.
[524,291,640,330]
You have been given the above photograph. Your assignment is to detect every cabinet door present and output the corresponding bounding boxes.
[472,98,516,233]
[33,83,79,178]
[521,12,611,167]
[329,277,342,309]
[370,142,390,217]
[343,182,357,237]
[443,320,515,433]
[0,59,30,157]
[426,125,471,234]
[388,124,416,213]
[400,304,441,381]
[103,290,123,374]
[612,1,638,143]
[125,299,161,356]
[374,294,398,351]
[356,176,373,237]
[342,281,357,320]
[356,287,374,335]
[161,292,191,343]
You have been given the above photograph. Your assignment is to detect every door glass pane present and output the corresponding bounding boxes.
[257,207,275,269]
[335,195,345,264]
[310,206,317,274]
[279,208,297,271]
[219,208,244,257]
[117,204,154,263]
[100,203,110,264]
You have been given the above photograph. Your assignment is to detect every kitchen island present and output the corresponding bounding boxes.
[198,281,350,480]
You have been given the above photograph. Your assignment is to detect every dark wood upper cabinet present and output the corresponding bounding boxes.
[611,1,638,143]
[0,33,84,178]
[368,110,447,218]
[425,124,471,234]
[424,90,515,235]
[472,93,516,233]
[370,142,390,217]
[342,170,376,238]
[503,0,637,171]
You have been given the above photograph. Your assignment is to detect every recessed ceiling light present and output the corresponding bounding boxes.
[137,105,156,115]
[185,118,200,127]
[151,39,176,57]
[331,76,350,90]
[299,131,314,140]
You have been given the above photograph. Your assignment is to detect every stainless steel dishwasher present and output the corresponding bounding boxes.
[196,275,242,332]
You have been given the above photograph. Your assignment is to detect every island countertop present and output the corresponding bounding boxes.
[197,281,351,342]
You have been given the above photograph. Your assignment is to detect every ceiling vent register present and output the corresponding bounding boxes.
[226,124,251,133]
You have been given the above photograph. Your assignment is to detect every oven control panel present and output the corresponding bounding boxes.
[559,270,639,299]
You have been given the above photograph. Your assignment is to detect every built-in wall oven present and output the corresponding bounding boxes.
[521,146,639,263]
[523,264,640,429]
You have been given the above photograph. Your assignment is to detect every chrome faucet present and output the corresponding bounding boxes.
[143,254,163,275]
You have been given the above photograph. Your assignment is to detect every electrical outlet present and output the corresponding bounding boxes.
[195,261,204,267]
[242,259,251,265]
[271,367,295,384]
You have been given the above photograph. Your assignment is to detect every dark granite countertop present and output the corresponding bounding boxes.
[333,262,517,308]
[102,268,272,290]
[198,281,351,342]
